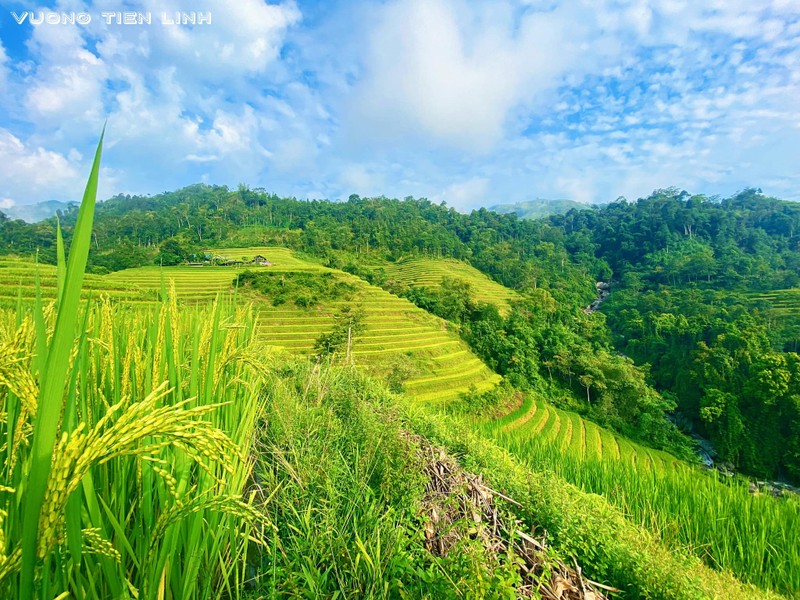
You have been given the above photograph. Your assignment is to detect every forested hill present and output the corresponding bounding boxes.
[549,188,800,481]
[2,184,800,481]
[551,187,800,290]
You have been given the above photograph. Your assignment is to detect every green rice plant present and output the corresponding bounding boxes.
[566,413,583,457]
[492,399,542,437]
[599,429,621,460]
[19,131,105,598]
[530,404,551,436]
[557,415,572,452]
[491,423,800,595]
[584,422,604,460]
[1,297,270,599]
[0,134,269,599]
[495,394,535,432]
[616,437,637,465]
[538,407,561,445]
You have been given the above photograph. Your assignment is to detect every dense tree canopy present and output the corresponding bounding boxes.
[550,188,800,479]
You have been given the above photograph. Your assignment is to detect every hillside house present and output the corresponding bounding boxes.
[252,255,272,266]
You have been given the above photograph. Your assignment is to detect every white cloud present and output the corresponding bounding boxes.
[185,154,218,163]
[340,164,383,195]
[0,41,7,85]
[0,198,15,210]
[1,0,799,208]
[350,0,600,152]
[26,48,106,117]
[626,1,654,37]
[2,0,307,200]
[0,129,85,202]
[431,177,490,209]
[0,39,16,116]
[22,13,108,125]
[270,137,315,172]
[106,0,302,86]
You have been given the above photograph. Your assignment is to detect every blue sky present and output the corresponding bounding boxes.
[0,0,798,212]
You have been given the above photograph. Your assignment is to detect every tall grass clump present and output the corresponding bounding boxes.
[250,360,535,598]
[0,134,268,599]
[251,361,424,597]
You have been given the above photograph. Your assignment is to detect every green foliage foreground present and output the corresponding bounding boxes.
[0,295,785,598]
[407,406,780,599]
[1,139,266,598]
[480,394,800,596]
[250,360,779,599]
[0,296,267,598]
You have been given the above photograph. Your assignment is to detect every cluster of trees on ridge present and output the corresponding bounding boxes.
[2,185,799,480]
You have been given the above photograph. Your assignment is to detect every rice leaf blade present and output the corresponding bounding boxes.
[19,128,104,599]
[56,216,66,309]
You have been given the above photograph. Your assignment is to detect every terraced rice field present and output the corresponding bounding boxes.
[2,250,501,403]
[748,289,800,347]
[102,247,325,302]
[485,394,679,470]
[204,246,324,269]
[107,264,266,303]
[383,258,521,314]
[749,288,800,316]
[107,248,502,403]
[255,286,501,402]
[0,257,153,306]
[482,394,800,595]
[749,289,800,331]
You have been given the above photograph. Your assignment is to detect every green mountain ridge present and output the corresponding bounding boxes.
[4,184,800,481]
